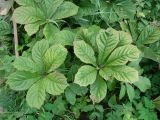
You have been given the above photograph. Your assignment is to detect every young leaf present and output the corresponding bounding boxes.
[119,84,126,100]
[134,76,151,92]
[52,2,79,20]
[100,66,139,83]
[74,41,96,66]
[106,45,140,66]
[43,44,68,71]
[44,72,68,95]
[96,29,119,64]
[26,80,46,109]
[126,83,135,102]
[65,87,76,105]
[74,65,97,86]
[7,71,40,91]
[90,78,107,103]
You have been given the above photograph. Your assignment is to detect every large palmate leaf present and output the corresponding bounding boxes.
[7,71,40,91]
[26,80,46,109]
[74,65,97,86]
[137,25,160,44]
[97,29,119,64]
[13,0,78,36]
[90,78,107,103]
[74,41,96,66]
[43,44,68,71]
[44,72,68,95]
[100,66,139,83]
[106,45,140,66]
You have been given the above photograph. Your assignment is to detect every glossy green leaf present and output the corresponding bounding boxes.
[119,84,126,100]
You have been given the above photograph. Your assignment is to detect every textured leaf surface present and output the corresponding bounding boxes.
[137,26,160,44]
[44,72,68,95]
[97,29,119,64]
[100,66,139,83]
[90,78,107,103]
[7,71,40,91]
[13,7,44,24]
[26,80,46,109]
[74,65,97,86]
[44,44,68,71]
[53,2,78,20]
[74,41,96,66]
[106,45,140,66]
[32,40,49,66]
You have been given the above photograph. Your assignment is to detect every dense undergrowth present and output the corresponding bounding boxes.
[0,0,160,119]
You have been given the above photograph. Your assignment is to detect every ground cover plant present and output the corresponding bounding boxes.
[0,0,160,119]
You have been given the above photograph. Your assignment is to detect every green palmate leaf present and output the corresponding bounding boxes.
[126,83,135,102]
[24,21,43,36]
[97,29,119,64]
[119,84,126,100]
[54,30,75,46]
[44,72,68,95]
[13,57,38,72]
[100,66,139,83]
[118,31,133,46]
[134,76,151,92]
[43,44,68,71]
[90,78,107,103]
[26,80,46,109]
[74,41,96,66]
[32,40,49,66]
[7,71,40,91]
[13,6,44,24]
[106,45,140,66]
[74,65,97,86]
[137,25,160,44]
[43,23,60,41]
[44,0,64,17]
[53,2,79,20]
